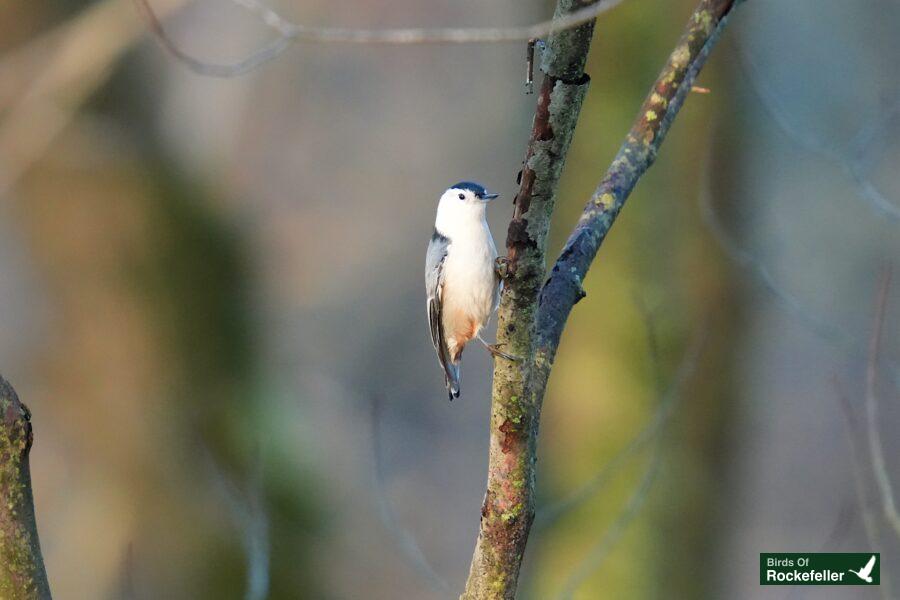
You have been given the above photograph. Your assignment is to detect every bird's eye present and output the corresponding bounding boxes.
[458,193,465,200]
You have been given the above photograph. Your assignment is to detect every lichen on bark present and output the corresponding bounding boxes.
[463,0,745,598]
[0,376,51,600]
[534,0,744,385]
[460,2,596,599]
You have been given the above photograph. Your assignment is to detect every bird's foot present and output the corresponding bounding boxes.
[485,342,520,362]
[494,257,511,280]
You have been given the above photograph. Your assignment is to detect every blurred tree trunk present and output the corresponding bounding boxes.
[0,376,51,600]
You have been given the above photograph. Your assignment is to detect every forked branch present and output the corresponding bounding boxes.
[465,0,746,597]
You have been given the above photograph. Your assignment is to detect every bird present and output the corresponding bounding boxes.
[425,181,512,400]
[848,555,877,583]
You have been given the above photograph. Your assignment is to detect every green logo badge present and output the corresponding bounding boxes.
[761,553,880,585]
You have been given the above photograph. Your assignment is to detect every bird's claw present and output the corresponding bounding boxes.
[486,343,521,362]
[495,257,511,280]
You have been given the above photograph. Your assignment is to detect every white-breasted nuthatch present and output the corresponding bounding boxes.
[426,182,511,400]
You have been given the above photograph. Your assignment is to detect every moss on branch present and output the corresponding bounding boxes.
[534,0,744,379]
[460,2,596,599]
[463,1,745,598]
[0,376,50,600]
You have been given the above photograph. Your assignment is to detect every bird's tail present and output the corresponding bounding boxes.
[444,361,460,401]
[433,321,461,400]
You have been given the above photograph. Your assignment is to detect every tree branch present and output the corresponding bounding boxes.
[0,376,51,600]
[461,0,597,597]
[370,395,450,595]
[135,0,627,77]
[0,0,190,196]
[535,0,742,380]
[864,267,900,538]
[738,48,900,223]
[464,1,745,597]
[835,378,893,600]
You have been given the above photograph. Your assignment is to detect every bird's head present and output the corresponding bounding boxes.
[435,181,499,234]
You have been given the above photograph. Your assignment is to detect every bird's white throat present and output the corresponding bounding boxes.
[434,189,489,239]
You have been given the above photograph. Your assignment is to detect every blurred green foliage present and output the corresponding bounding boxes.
[523,1,739,597]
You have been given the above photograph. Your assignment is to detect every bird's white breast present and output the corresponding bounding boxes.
[442,219,499,327]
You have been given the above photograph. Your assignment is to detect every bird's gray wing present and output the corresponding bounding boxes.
[425,230,459,398]
[425,230,449,349]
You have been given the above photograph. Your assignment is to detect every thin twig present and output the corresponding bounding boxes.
[835,378,880,546]
[698,147,846,346]
[781,501,864,600]
[0,0,189,195]
[739,48,900,222]
[118,544,139,600]
[551,310,705,598]
[534,324,707,530]
[864,267,900,538]
[134,0,628,77]
[550,309,705,597]
[370,395,451,596]
[535,308,709,599]
[835,377,893,600]
[699,138,900,391]
[556,441,662,600]
[201,447,271,600]
[634,296,667,392]
[466,2,745,596]
[133,0,291,77]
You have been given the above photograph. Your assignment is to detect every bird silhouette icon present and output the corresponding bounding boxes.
[848,555,877,583]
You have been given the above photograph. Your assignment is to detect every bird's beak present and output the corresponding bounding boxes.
[481,192,499,201]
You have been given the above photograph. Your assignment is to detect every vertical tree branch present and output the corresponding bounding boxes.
[464,1,745,597]
[0,376,51,599]
[461,2,597,598]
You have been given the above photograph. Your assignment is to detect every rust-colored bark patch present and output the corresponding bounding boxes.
[498,419,519,454]
[505,75,557,274]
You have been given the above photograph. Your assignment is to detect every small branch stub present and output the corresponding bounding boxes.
[525,39,537,94]
[463,0,746,598]
[461,1,598,598]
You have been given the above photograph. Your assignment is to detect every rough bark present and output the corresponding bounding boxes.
[463,0,745,597]
[0,376,51,599]
[459,2,597,599]
[533,0,743,397]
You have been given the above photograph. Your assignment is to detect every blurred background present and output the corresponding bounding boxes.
[1,0,898,598]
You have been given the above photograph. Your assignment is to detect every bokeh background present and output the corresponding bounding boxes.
[1,0,899,598]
